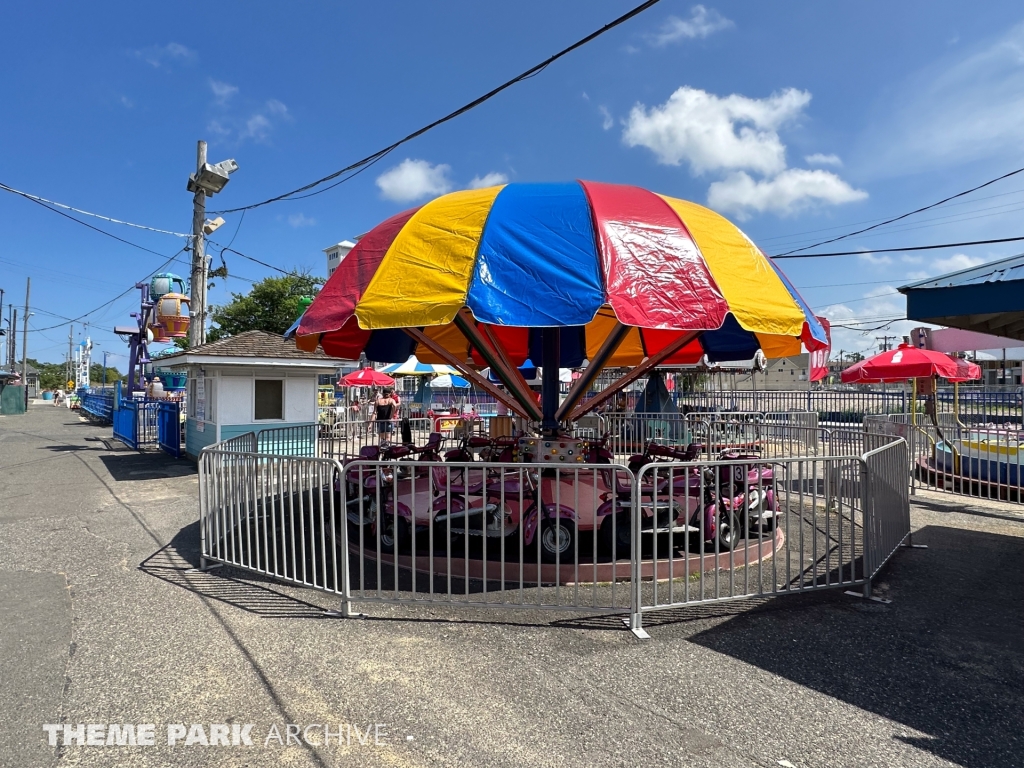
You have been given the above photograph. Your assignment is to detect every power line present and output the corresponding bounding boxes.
[0,183,190,259]
[0,181,189,238]
[764,196,1024,250]
[758,186,1024,244]
[776,165,1024,256]
[772,235,1024,259]
[31,247,189,332]
[210,0,663,215]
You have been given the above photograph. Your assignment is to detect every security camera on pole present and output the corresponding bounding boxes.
[186,141,237,349]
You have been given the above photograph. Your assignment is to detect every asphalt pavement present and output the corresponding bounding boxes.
[1,402,1021,768]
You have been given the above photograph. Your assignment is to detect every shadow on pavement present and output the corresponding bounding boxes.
[139,521,328,619]
[685,525,1024,768]
[99,452,197,481]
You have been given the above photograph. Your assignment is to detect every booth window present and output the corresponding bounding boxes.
[254,379,284,420]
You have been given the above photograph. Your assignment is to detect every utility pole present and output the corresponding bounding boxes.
[10,308,16,371]
[0,287,5,371]
[189,140,208,349]
[875,335,898,352]
[21,277,30,405]
[67,325,74,390]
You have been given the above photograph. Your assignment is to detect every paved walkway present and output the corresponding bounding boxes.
[1,403,1021,767]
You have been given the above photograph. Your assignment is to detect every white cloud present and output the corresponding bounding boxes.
[119,95,134,109]
[377,159,453,202]
[905,253,987,281]
[582,92,590,101]
[288,213,316,228]
[598,105,614,130]
[132,42,196,68]
[623,86,811,175]
[467,172,508,189]
[209,79,239,105]
[239,114,272,143]
[819,287,915,355]
[647,6,734,47]
[860,22,1024,175]
[858,252,893,266]
[930,253,987,274]
[805,153,842,167]
[209,94,291,145]
[265,99,288,117]
[707,169,868,218]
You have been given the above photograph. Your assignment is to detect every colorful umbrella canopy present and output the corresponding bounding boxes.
[429,374,470,389]
[380,355,457,376]
[840,344,979,383]
[294,181,827,424]
[340,367,395,387]
[295,181,826,366]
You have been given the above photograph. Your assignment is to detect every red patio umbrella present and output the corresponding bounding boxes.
[947,358,982,383]
[840,344,962,383]
[340,367,395,387]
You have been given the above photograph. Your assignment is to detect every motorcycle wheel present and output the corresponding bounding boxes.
[714,506,741,552]
[600,513,631,559]
[346,497,376,528]
[538,518,577,564]
[377,515,409,555]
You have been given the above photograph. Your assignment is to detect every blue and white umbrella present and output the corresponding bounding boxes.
[430,374,471,389]
[381,355,458,376]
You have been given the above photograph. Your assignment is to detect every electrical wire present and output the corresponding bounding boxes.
[765,196,1024,250]
[30,247,189,332]
[210,0,663,214]
[777,165,1024,256]
[0,181,191,237]
[772,235,1024,259]
[0,186,190,259]
[758,186,1024,245]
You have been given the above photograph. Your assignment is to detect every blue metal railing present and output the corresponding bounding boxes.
[113,401,139,449]
[80,390,116,423]
[157,402,182,458]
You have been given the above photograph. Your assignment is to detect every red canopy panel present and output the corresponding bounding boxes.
[580,180,729,331]
[298,206,420,336]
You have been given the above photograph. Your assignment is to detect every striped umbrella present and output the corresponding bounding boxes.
[380,355,458,376]
[293,181,826,424]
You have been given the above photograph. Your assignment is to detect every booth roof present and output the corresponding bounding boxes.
[156,330,350,367]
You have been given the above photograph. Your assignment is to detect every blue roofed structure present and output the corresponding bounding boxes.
[899,252,1024,342]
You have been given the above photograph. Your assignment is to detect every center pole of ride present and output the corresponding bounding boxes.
[541,327,560,435]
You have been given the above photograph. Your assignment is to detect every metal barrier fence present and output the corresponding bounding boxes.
[865,414,1023,505]
[629,450,867,626]
[156,402,182,458]
[112,400,161,449]
[340,461,635,614]
[198,430,911,634]
[80,390,115,423]
[112,401,138,449]
[257,424,317,457]
[677,388,1022,426]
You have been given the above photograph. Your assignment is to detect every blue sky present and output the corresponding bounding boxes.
[3,1,1024,365]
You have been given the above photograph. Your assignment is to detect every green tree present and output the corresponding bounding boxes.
[206,273,323,342]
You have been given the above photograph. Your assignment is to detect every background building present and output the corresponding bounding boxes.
[324,240,356,278]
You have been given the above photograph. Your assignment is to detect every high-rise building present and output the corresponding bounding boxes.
[324,240,356,278]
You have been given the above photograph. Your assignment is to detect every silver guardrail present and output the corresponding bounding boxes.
[197,432,912,635]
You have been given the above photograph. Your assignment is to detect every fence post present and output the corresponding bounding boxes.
[859,457,873,599]
[628,469,648,639]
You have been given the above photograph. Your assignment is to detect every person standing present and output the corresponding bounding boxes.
[374,388,396,441]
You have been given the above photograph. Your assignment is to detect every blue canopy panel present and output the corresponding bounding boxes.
[467,182,604,326]
[699,314,762,362]
[364,328,417,363]
[767,257,828,346]
[529,327,587,368]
